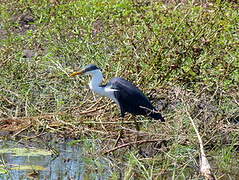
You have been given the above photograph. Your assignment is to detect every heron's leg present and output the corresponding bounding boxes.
[133,116,140,131]
[119,105,125,125]
[114,124,123,147]
[114,116,124,147]
[114,107,125,147]
[120,107,125,118]
[132,116,142,154]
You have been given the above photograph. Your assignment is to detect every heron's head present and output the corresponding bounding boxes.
[70,64,102,77]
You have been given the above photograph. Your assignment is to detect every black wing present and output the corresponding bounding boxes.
[109,77,155,116]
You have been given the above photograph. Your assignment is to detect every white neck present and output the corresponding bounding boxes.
[88,70,106,96]
[88,69,117,102]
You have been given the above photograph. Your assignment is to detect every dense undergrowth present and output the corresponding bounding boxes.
[0,0,238,179]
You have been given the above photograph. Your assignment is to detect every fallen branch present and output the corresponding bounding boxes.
[78,105,107,115]
[186,110,215,180]
[81,120,153,124]
[104,139,163,154]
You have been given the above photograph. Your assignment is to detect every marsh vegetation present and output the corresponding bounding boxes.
[0,0,238,179]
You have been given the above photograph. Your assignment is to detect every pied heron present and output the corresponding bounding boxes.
[70,64,165,121]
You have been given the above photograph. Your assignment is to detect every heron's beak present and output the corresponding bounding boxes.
[69,70,85,77]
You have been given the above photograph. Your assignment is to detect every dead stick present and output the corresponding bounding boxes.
[81,120,151,124]
[186,110,215,180]
[79,105,107,115]
[104,139,162,154]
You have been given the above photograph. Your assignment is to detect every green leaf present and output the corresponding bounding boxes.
[0,148,52,157]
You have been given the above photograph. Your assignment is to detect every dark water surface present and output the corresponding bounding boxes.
[0,140,111,180]
[1,140,238,180]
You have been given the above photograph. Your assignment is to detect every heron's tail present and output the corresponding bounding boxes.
[149,111,165,122]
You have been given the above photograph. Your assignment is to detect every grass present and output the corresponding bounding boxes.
[0,0,238,179]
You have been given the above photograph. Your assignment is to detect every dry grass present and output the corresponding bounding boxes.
[1,81,238,178]
[0,0,238,178]
[1,85,237,150]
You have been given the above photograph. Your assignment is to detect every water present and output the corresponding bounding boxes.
[0,140,112,180]
[1,140,238,179]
